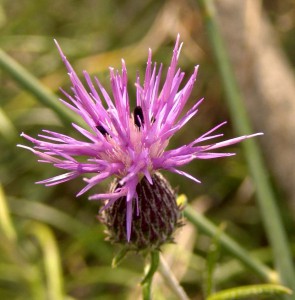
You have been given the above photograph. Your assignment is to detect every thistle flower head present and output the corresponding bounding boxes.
[19,35,262,247]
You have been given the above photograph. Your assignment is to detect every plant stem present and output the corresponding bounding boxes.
[141,250,160,300]
[196,0,295,292]
[184,205,276,283]
[0,48,79,127]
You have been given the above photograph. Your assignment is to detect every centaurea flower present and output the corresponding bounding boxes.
[19,36,262,250]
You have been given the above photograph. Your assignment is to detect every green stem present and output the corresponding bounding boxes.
[141,250,160,300]
[184,205,276,283]
[0,48,79,127]
[196,0,295,292]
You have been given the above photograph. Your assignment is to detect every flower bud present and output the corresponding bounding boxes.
[102,173,182,251]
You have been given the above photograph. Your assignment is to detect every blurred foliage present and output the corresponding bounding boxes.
[0,0,294,299]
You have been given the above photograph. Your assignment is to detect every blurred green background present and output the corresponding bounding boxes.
[0,0,295,299]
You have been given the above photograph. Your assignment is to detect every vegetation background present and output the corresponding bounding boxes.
[0,0,294,299]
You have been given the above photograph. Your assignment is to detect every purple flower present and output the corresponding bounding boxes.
[19,35,262,242]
